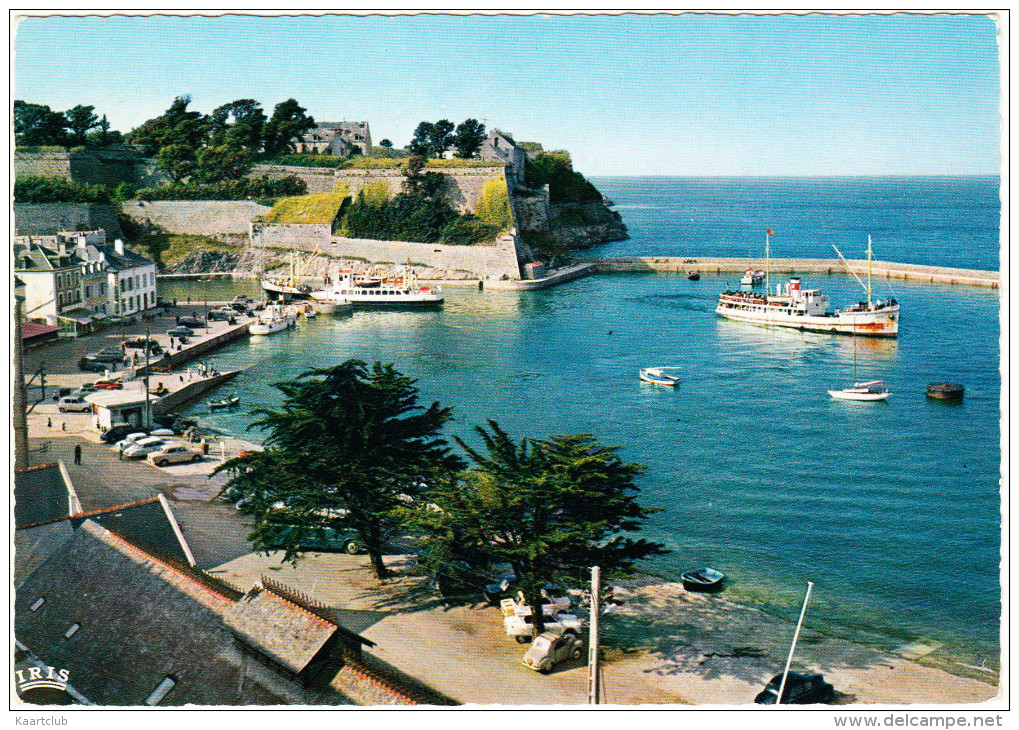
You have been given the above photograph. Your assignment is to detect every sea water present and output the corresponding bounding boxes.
[163,176,1001,675]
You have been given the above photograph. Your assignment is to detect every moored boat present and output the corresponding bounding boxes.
[740,268,765,289]
[926,382,964,401]
[681,567,726,592]
[209,395,240,410]
[249,304,297,335]
[639,367,680,386]
[311,265,444,309]
[828,380,891,401]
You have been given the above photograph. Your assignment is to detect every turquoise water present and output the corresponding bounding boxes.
[160,176,1001,673]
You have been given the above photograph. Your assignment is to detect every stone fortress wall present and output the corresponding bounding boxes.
[13,203,123,238]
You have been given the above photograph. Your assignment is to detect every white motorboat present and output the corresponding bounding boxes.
[716,232,899,338]
[828,380,891,401]
[311,265,443,309]
[740,268,765,289]
[639,367,680,386]
[248,304,297,335]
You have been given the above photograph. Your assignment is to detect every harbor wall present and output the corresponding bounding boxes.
[577,257,1000,289]
[151,369,241,414]
[122,200,271,236]
[144,322,250,373]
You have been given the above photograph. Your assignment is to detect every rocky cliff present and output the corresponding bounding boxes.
[510,186,627,259]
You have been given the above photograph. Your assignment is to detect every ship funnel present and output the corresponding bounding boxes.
[788,277,801,292]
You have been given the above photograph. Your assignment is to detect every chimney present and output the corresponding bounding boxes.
[114,239,125,255]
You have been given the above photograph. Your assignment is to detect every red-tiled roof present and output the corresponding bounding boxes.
[21,321,60,340]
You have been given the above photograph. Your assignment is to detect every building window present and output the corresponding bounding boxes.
[144,676,176,706]
[30,597,44,612]
[64,623,80,639]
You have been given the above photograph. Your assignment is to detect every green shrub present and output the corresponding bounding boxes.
[441,215,497,245]
[136,175,306,201]
[14,175,112,204]
[525,151,602,204]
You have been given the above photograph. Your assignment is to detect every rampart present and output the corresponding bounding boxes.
[13,203,123,238]
[122,200,271,237]
[250,163,507,214]
[325,234,521,279]
[14,149,166,187]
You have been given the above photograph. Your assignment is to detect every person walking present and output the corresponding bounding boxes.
[74,444,82,464]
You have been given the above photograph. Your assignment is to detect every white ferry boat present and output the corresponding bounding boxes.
[311,266,443,309]
[716,233,899,338]
[716,278,899,337]
[249,304,297,335]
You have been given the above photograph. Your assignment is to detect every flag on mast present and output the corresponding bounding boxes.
[767,228,775,237]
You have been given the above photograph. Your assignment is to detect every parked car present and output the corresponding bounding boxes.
[515,587,572,612]
[87,348,126,364]
[122,436,168,460]
[148,443,202,467]
[266,524,363,554]
[503,606,585,644]
[100,423,136,443]
[57,396,92,413]
[108,314,137,326]
[754,672,835,705]
[522,632,584,674]
[232,295,253,305]
[123,337,161,351]
[207,308,234,321]
[78,356,109,373]
[78,383,97,394]
[93,379,123,390]
[177,316,204,328]
[230,302,251,313]
[156,297,174,308]
[114,432,151,453]
[167,326,194,338]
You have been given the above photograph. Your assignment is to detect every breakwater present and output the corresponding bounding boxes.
[578,256,1000,289]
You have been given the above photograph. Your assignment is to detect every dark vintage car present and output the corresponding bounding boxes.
[177,316,205,329]
[266,525,362,554]
[754,672,835,705]
[166,326,195,338]
[79,357,110,373]
[100,423,137,443]
[88,348,127,364]
[207,308,234,321]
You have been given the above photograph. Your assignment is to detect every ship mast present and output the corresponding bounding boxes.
[765,229,771,296]
[867,234,873,307]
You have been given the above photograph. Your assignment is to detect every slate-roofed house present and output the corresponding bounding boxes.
[13,519,428,706]
[13,242,85,328]
[479,129,527,186]
[14,462,82,529]
[296,121,372,156]
[88,239,158,318]
[15,494,193,587]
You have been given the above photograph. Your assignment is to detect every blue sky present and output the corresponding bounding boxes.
[13,12,1001,176]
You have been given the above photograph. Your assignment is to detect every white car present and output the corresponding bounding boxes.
[503,609,586,644]
[57,396,92,413]
[114,429,175,453]
[122,436,168,460]
[148,443,202,467]
[114,432,150,453]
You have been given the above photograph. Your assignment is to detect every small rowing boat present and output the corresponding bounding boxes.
[926,382,964,401]
[639,367,680,386]
[681,567,726,592]
[209,395,240,410]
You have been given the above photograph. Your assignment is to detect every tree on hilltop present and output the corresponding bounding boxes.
[209,99,267,152]
[409,122,435,157]
[127,95,208,155]
[64,105,99,147]
[262,98,316,155]
[454,119,486,159]
[410,421,668,635]
[14,101,68,146]
[214,360,463,579]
